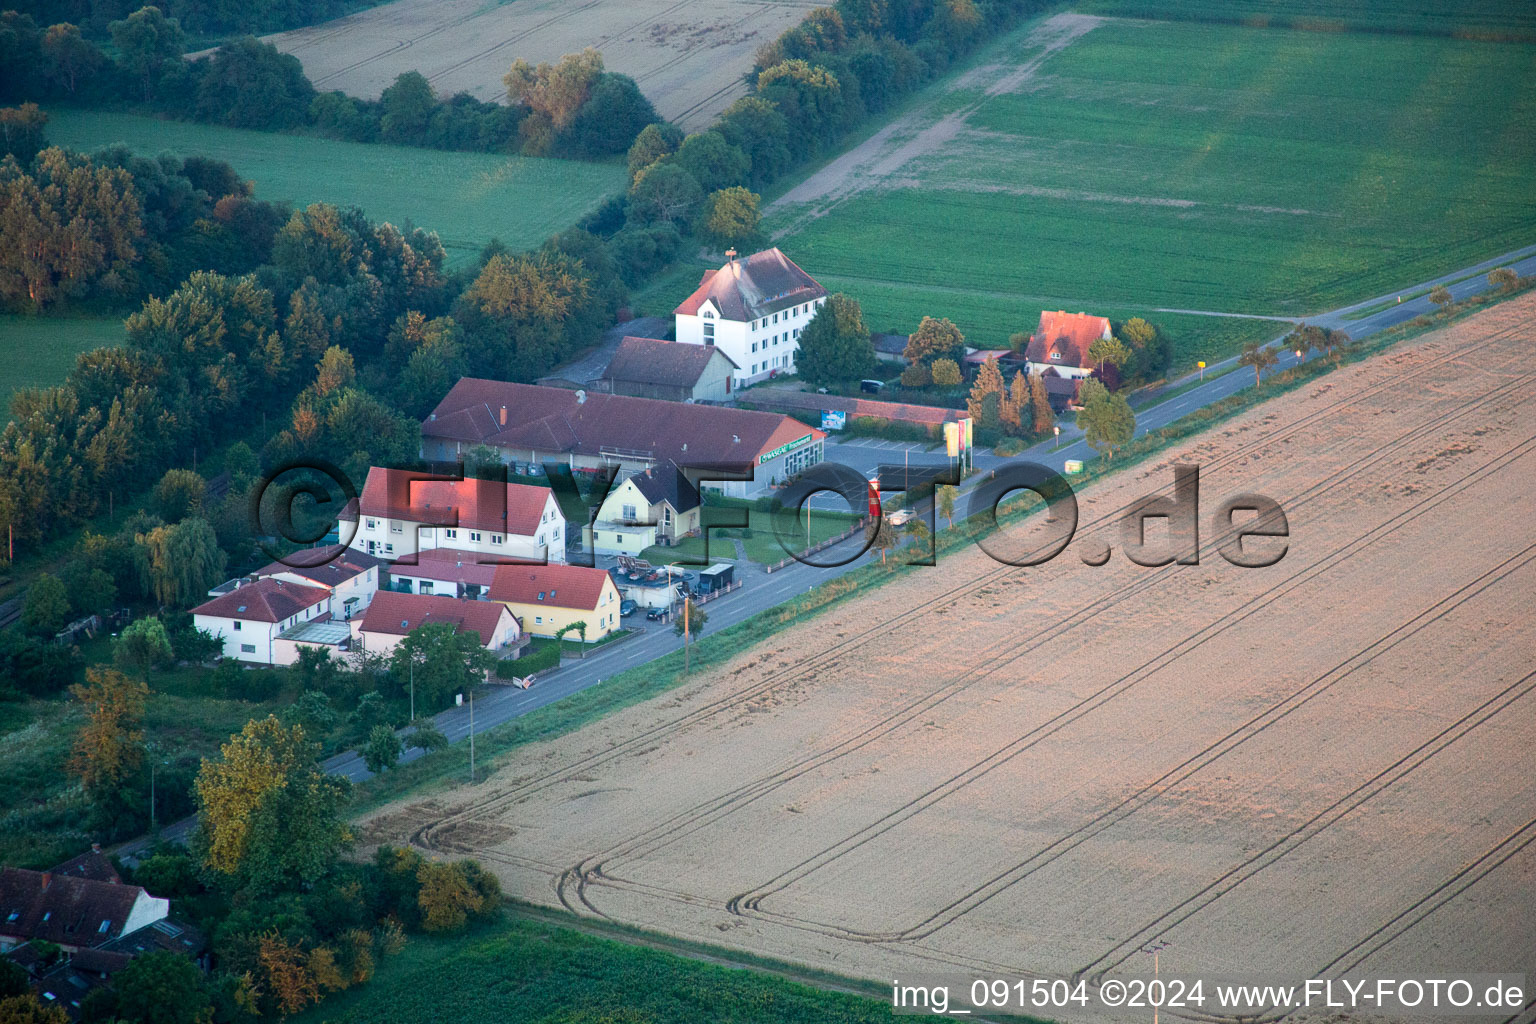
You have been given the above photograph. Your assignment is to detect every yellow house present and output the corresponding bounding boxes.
[584,461,702,557]
[488,562,623,640]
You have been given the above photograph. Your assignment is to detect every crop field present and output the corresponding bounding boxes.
[46,109,624,266]
[263,0,822,130]
[1075,0,1536,39]
[0,314,124,418]
[766,12,1536,347]
[360,294,1536,1016]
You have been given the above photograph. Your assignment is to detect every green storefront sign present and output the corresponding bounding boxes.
[759,433,814,465]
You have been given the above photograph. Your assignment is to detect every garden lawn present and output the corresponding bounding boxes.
[45,109,626,266]
[0,314,124,417]
[643,507,860,566]
[766,18,1536,334]
[292,911,896,1024]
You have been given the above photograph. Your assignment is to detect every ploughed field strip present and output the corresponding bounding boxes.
[362,296,1536,1015]
[264,0,822,129]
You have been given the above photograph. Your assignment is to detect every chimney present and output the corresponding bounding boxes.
[41,873,51,890]
[91,843,101,854]
[725,247,737,263]
[499,405,507,426]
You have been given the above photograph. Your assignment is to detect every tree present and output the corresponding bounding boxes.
[627,162,705,228]
[109,6,186,102]
[380,71,435,144]
[672,131,749,193]
[389,622,496,712]
[113,951,212,1024]
[115,616,173,679]
[626,122,682,181]
[1488,266,1518,292]
[282,690,337,739]
[195,36,316,130]
[1029,372,1055,434]
[21,572,68,635]
[1238,342,1279,387]
[716,95,792,186]
[1087,335,1130,374]
[966,356,1006,422]
[258,931,319,1016]
[564,73,658,156]
[903,316,964,367]
[796,293,874,387]
[0,995,67,1024]
[416,860,498,932]
[69,667,148,824]
[899,362,930,388]
[140,517,226,607]
[1004,369,1029,434]
[503,48,604,131]
[936,484,957,528]
[699,186,763,250]
[1120,317,1157,348]
[194,716,352,891]
[363,724,402,774]
[41,24,100,97]
[756,59,843,155]
[1077,378,1135,459]
[930,358,962,389]
[0,960,26,998]
[407,718,449,754]
[152,467,205,523]
[1429,285,1453,308]
[867,515,899,566]
[673,599,708,671]
[0,103,46,162]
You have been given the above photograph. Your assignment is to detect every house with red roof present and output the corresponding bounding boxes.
[487,562,623,641]
[673,247,827,386]
[191,577,333,664]
[1023,310,1113,380]
[340,467,566,564]
[0,867,168,954]
[352,590,520,659]
[250,549,384,622]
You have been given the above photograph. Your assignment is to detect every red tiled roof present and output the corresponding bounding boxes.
[1024,310,1112,369]
[673,247,826,321]
[423,380,824,470]
[386,547,502,588]
[359,590,513,645]
[603,336,738,387]
[253,550,384,589]
[488,562,613,612]
[191,577,329,623]
[346,468,556,536]
[0,868,150,947]
[47,850,119,885]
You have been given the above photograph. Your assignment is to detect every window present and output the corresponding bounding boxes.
[240,643,255,654]
[391,521,402,533]
[772,312,779,323]
[445,528,458,539]
[773,335,779,345]
[420,581,433,594]
[621,503,637,520]
[537,533,546,545]
[492,534,503,544]
[537,591,545,600]
[470,531,482,542]
[702,309,714,318]
[98,919,111,934]
[385,543,394,553]
[233,620,241,631]
[794,328,801,339]
[535,616,543,624]
[365,518,377,530]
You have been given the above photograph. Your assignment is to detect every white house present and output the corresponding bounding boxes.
[191,577,332,664]
[1022,310,1113,379]
[250,550,383,623]
[341,467,566,563]
[584,461,701,557]
[673,247,827,387]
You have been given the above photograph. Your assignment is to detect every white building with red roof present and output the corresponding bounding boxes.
[352,590,520,659]
[192,577,333,664]
[341,467,566,564]
[673,247,827,386]
[1023,310,1113,379]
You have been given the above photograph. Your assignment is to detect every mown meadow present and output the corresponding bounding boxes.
[0,314,125,417]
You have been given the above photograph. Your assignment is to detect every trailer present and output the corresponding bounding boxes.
[696,563,735,595]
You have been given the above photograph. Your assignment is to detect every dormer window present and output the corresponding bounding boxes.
[1051,350,1062,360]
[702,309,714,319]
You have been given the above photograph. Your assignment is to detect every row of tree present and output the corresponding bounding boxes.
[3,0,361,39]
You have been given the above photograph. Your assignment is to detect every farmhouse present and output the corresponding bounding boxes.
[1023,310,1112,378]
[421,380,825,498]
[585,461,701,557]
[341,467,566,563]
[0,868,168,954]
[487,562,622,641]
[602,336,738,402]
[352,590,521,659]
[673,247,827,386]
[192,577,334,665]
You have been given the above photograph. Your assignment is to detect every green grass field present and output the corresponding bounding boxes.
[762,16,1536,353]
[1074,0,1536,38]
[0,313,125,417]
[292,911,895,1024]
[45,109,626,266]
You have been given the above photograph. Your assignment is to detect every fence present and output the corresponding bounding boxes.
[763,517,871,574]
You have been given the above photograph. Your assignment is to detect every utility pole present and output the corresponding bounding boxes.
[468,690,475,783]
[409,657,415,722]
[683,599,691,674]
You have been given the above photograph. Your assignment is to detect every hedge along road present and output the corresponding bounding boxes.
[111,242,1536,864]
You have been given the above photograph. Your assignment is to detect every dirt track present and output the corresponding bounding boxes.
[363,295,1536,1021]
[262,0,820,129]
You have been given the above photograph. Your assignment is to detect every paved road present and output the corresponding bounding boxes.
[112,245,1534,863]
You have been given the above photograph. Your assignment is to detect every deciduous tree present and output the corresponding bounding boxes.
[69,667,148,802]
[930,358,962,389]
[1077,378,1134,459]
[1238,341,1278,387]
[114,615,172,679]
[390,621,496,712]
[699,186,763,250]
[363,724,401,774]
[21,572,68,634]
[903,316,964,367]
[797,292,873,387]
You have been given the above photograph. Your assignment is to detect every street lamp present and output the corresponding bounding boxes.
[1053,425,1061,450]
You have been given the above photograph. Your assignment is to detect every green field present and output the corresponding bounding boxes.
[293,910,894,1024]
[1074,0,1536,38]
[762,16,1536,352]
[46,109,626,266]
[0,314,125,417]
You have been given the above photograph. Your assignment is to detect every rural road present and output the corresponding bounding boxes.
[112,243,1535,863]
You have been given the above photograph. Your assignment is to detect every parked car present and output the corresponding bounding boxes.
[888,508,915,526]
[619,599,637,617]
[860,379,885,394]
[646,606,667,621]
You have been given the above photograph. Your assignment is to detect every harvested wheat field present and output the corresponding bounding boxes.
[264,0,820,128]
[364,295,1536,1019]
